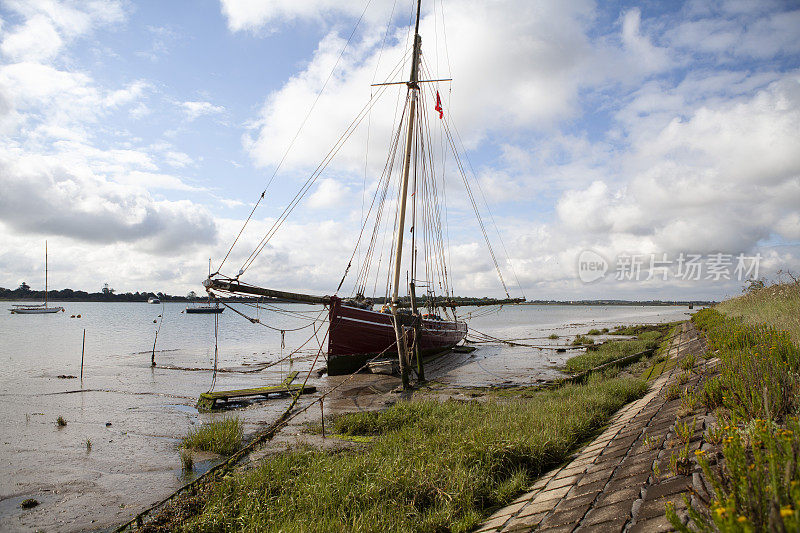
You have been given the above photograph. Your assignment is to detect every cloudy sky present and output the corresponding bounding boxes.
[0,0,798,301]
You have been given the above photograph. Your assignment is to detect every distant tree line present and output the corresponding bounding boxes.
[0,282,202,302]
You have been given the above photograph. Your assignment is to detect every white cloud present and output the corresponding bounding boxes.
[181,100,225,120]
[104,81,149,108]
[219,0,392,33]
[0,150,216,252]
[164,151,193,168]
[244,0,602,175]
[307,178,349,209]
[667,5,800,60]
[620,8,672,73]
[0,14,63,61]
[549,73,800,269]
[0,0,124,61]
[0,0,218,270]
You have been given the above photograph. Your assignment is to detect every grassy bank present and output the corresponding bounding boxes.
[671,282,800,531]
[182,416,243,456]
[564,325,669,373]
[716,280,800,343]
[139,326,678,532]
[174,378,646,532]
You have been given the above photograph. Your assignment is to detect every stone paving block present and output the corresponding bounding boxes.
[511,489,539,505]
[516,500,548,518]
[569,479,606,498]
[597,446,629,461]
[593,453,627,469]
[644,477,691,501]
[584,461,613,474]
[562,460,588,473]
[533,474,556,490]
[582,502,631,526]
[589,435,614,448]
[577,468,613,486]
[617,428,644,441]
[519,497,558,516]
[474,517,505,533]
[601,440,635,457]
[582,443,605,455]
[502,512,547,532]
[556,466,588,481]
[554,492,597,512]
[534,484,572,503]
[620,450,657,468]
[638,495,686,521]
[576,516,627,532]
[487,500,528,519]
[537,524,577,533]
[538,503,591,529]
[548,474,581,490]
[569,453,597,467]
[648,415,672,427]
[629,514,675,533]
[610,467,652,486]
[594,486,640,507]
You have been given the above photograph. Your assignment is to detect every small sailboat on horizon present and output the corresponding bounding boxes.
[10,241,65,314]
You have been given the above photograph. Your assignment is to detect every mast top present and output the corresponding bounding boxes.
[413,0,422,38]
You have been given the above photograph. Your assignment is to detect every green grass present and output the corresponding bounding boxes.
[609,324,664,336]
[716,281,800,344]
[672,302,800,531]
[693,308,800,421]
[571,335,594,346]
[564,327,666,374]
[182,416,243,456]
[180,448,194,470]
[178,378,647,533]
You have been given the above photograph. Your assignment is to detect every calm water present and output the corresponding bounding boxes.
[0,301,692,531]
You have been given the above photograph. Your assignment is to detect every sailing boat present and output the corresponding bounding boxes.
[204,0,523,385]
[188,260,224,314]
[10,241,65,314]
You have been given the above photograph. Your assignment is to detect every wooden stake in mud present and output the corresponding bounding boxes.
[151,302,164,367]
[151,329,158,366]
[320,398,325,439]
[80,329,86,384]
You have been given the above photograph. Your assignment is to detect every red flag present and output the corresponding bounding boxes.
[435,91,443,119]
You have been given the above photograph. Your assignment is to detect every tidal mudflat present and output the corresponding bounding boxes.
[0,302,688,531]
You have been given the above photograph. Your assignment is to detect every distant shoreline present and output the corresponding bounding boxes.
[0,298,714,306]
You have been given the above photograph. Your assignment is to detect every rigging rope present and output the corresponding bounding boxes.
[218,0,377,275]
[238,52,412,277]
[208,311,219,393]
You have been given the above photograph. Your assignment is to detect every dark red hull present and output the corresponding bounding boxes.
[327,297,467,375]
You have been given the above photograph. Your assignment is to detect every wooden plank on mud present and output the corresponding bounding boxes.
[196,371,316,411]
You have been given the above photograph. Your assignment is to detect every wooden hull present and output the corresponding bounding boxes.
[10,306,63,314]
[185,307,224,314]
[327,297,467,375]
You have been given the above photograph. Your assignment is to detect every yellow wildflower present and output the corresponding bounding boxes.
[780,506,793,518]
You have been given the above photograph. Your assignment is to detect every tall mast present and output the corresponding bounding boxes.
[390,0,423,389]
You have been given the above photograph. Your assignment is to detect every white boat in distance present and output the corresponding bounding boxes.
[10,241,65,314]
